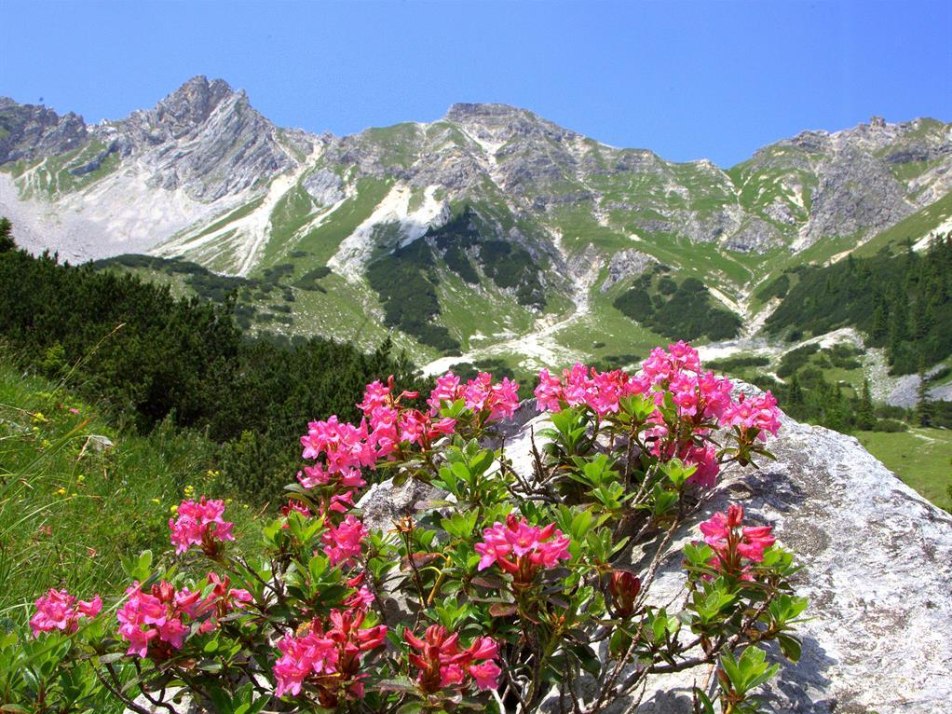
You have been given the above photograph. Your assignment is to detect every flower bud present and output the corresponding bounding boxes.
[608,569,641,617]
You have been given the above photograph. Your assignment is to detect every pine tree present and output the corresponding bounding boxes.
[0,218,15,253]
[856,379,876,430]
[915,368,933,428]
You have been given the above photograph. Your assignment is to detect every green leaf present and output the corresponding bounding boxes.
[777,633,802,663]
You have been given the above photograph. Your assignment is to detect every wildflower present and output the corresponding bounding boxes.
[274,609,387,703]
[168,496,234,556]
[117,576,250,658]
[405,625,500,693]
[281,499,313,521]
[30,589,102,637]
[322,514,367,566]
[475,514,571,583]
[607,569,642,617]
[427,371,519,422]
[722,391,782,439]
[698,504,776,576]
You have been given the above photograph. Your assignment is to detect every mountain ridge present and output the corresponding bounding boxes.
[1,76,950,371]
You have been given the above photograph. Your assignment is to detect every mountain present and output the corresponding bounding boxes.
[1,77,951,375]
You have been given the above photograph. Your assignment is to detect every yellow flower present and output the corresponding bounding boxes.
[151,498,161,505]
[55,487,67,497]
[170,504,179,514]
[32,412,48,425]
[76,474,85,483]
[183,484,195,498]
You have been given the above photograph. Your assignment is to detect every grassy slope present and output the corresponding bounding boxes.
[856,428,952,510]
[0,361,262,622]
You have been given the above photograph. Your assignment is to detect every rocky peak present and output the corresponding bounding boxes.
[0,98,88,163]
[446,102,579,146]
[149,76,240,138]
[104,76,301,201]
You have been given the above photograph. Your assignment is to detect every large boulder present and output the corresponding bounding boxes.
[619,409,952,713]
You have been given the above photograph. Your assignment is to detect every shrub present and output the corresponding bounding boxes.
[16,343,806,714]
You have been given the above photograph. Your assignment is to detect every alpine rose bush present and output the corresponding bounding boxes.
[25,342,804,714]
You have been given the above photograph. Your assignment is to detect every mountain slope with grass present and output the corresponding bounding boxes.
[1,78,951,372]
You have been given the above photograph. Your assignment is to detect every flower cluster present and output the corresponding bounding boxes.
[536,342,782,491]
[475,514,571,583]
[168,497,234,556]
[699,504,776,578]
[722,391,782,440]
[428,371,521,422]
[273,608,387,703]
[322,514,368,567]
[300,372,519,497]
[117,576,251,658]
[405,625,501,694]
[30,588,102,637]
[535,363,646,416]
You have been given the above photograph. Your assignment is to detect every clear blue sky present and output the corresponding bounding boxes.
[2,0,949,167]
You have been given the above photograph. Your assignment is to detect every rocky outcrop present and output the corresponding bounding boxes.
[0,98,89,163]
[628,410,952,713]
[600,248,657,291]
[102,76,303,201]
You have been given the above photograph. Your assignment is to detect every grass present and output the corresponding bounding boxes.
[0,360,263,624]
[188,195,267,241]
[856,427,952,510]
[10,140,120,198]
[553,291,668,369]
[283,177,393,268]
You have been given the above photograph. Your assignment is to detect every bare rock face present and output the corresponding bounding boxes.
[600,249,657,291]
[0,98,89,163]
[108,76,301,201]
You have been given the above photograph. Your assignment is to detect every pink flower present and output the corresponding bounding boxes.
[357,380,391,414]
[274,631,337,697]
[273,609,387,703]
[723,391,782,439]
[698,504,776,577]
[682,444,720,490]
[116,575,252,658]
[30,589,101,637]
[405,625,500,693]
[468,659,502,690]
[427,372,462,413]
[281,500,313,528]
[490,377,521,420]
[534,364,645,415]
[169,497,234,556]
[534,369,564,411]
[475,514,571,582]
[322,515,367,566]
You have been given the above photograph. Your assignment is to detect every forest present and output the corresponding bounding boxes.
[765,234,952,375]
[0,218,416,503]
